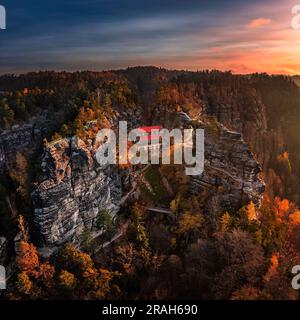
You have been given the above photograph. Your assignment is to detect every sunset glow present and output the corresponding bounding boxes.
[0,0,300,74]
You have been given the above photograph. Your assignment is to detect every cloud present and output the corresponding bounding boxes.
[248,18,272,28]
[1,0,298,75]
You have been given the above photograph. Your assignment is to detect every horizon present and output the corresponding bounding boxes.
[1,0,300,75]
[0,65,300,78]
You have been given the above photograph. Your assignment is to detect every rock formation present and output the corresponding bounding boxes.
[173,111,265,210]
[32,108,265,249]
[32,137,122,247]
[0,124,41,172]
[193,122,264,209]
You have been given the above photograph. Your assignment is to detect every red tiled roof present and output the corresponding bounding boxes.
[140,135,160,142]
[137,126,162,133]
[136,126,162,142]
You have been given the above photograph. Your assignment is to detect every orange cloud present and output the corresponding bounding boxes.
[210,47,222,53]
[248,18,272,28]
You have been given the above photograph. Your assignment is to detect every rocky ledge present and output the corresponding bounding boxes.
[0,123,41,172]
[32,136,122,247]
[174,111,265,210]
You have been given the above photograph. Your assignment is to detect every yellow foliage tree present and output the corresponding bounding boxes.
[16,241,39,275]
[220,212,231,232]
[9,152,29,197]
[177,212,204,236]
[273,198,292,224]
[83,267,119,299]
[247,201,256,221]
[170,197,180,213]
[38,263,55,287]
[58,270,76,290]
[289,210,300,225]
[59,243,94,275]
[263,254,279,283]
[16,272,32,295]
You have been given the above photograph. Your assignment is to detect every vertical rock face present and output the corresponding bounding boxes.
[193,122,265,209]
[32,137,122,246]
[0,124,41,172]
[164,111,265,210]
[201,94,271,172]
[31,106,143,249]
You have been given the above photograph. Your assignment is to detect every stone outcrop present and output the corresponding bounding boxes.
[193,122,264,209]
[171,111,265,209]
[0,124,41,172]
[32,137,122,247]
[31,104,143,249]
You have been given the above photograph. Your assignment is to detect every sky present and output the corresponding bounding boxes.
[0,0,300,75]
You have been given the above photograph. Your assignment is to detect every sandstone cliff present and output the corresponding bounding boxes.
[32,136,123,247]
[31,110,265,248]
[0,124,41,172]
[170,111,265,210]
